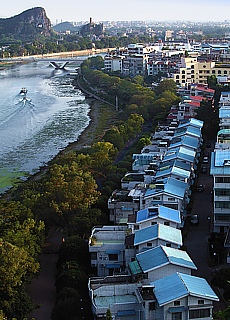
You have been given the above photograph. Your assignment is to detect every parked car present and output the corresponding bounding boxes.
[190,214,199,225]
[201,166,207,173]
[203,156,209,164]
[197,184,204,192]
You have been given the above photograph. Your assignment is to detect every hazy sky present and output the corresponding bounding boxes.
[1,0,230,24]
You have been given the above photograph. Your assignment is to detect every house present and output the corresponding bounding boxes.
[155,159,192,185]
[147,272,219,320]
[133,223,183,253]
[88,275,142,320]
[129,245,197,283]
[129,205,181,231]
[88,225,127,277]
[108,189,139,224]
[142,177,189,221]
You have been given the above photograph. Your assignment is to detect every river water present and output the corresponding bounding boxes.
[0,61,90,193]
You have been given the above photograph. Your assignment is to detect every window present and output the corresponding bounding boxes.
[172,312,182,320]
[149,302,156,310]
[166,243,172,247]
[174,301,180,306]
[216,214,230,221]
[151,221,157,225]
[215,201,230,209]
[216,177,230,183]
[108,254,118,261]
[189,308,210,319]
[147,242,152,247]
[164,221,170,226]
[91,252,97,260]
[198,299,204,305]
[212,70,216,74]
[215,189,230,196]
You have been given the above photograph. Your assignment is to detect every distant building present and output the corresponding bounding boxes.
[80,17,103,36]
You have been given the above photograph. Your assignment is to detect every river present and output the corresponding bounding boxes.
[0,60,90,193]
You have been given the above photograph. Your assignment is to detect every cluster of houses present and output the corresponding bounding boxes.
[104,42,230,87]
[87,86,220,319]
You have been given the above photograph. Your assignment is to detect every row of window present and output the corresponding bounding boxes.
[215,177,230,183]
[215,189,230,196]
[215,201,230,209]
[172,308,210,320]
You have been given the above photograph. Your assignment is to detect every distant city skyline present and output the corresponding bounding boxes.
[1,0,230,24]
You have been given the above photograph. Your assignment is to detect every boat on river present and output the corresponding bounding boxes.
[19,87,27,95]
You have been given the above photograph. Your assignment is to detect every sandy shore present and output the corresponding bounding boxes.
[64,98,101,152]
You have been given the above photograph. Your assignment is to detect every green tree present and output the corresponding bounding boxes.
[106,308,112,320]
[155,79,177,95]
[213,306,230,320]
[44,162,100,216]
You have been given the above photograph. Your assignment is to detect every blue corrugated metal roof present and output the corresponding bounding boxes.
[134,224,182,246]
[171,166,190,179]
[163,146,195,163]
[155,163,190,180]
[163,246,196,269]
[158,206,181,223]
[170,135,199,150]
[164,177,188,198]
[219,107,230,118]
[136,246,196,273]
[210,150,230,175]
[144,177,188,199]
[136,246,168,272]
[136,205,181,224]
[178,118,203,129]
[151,273,219,307]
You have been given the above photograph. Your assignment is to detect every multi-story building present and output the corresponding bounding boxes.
[88,225,127,277]
[174,56,230,87]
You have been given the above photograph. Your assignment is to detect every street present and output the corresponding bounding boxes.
[27,227,64,320]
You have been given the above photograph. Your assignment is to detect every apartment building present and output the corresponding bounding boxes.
[174,57,230,87]
[210,92,230,233]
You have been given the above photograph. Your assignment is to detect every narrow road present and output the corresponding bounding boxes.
[27,228,64,320]
[184,143,228,312]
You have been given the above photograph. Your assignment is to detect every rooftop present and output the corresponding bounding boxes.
[151,272,219,307]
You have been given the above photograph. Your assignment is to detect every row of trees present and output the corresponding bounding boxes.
[1,32,154,58]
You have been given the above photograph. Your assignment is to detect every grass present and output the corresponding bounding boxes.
[0,169,28,192]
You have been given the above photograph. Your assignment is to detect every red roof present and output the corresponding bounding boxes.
[189,95,203,101]
[187,101,200,107]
